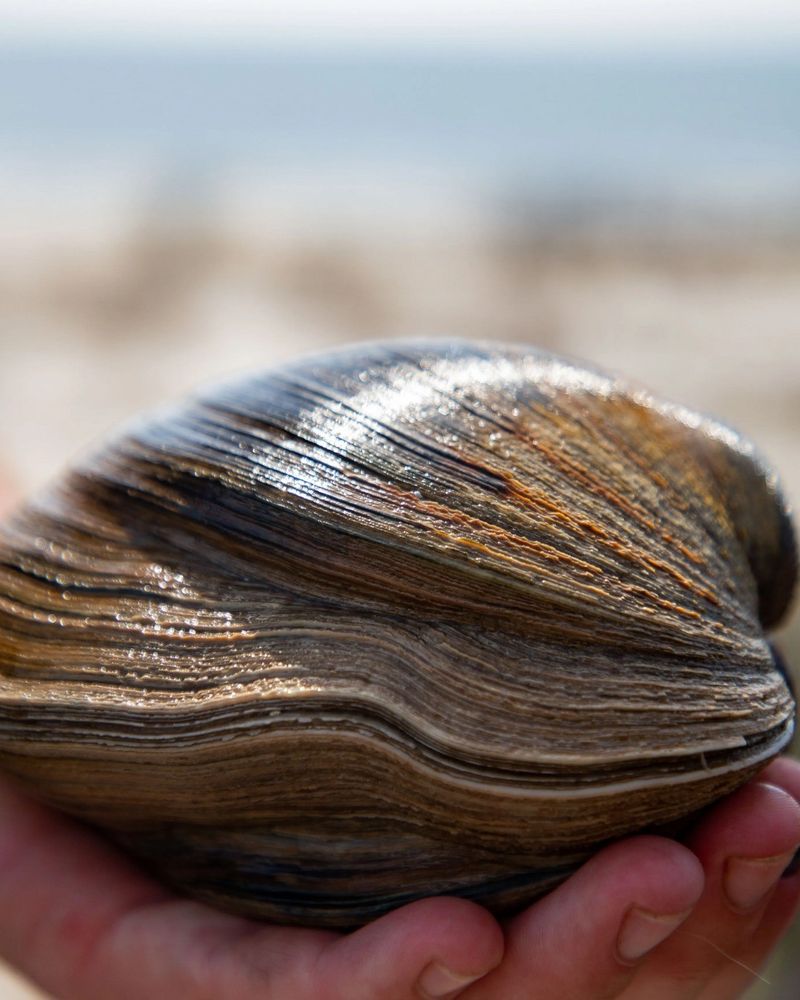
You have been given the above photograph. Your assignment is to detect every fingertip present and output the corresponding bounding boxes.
[565,838,704,971]
[688,779,800,865]
[760,756,800,805]
[395,896,505,969]
[322,897,503,999]
[580,835,705,918]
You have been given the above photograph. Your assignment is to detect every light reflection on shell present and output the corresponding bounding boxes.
[0,340,795,928]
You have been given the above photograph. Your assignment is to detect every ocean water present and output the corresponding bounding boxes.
[1,44,799,209]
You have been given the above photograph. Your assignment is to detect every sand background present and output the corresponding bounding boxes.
[0,189,798,996]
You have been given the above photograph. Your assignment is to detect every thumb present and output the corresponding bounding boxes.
[317,897,504,999]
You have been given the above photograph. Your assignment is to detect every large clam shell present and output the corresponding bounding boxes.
[0,340,795,928]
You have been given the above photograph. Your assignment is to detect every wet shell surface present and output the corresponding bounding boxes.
[0,340,796,929]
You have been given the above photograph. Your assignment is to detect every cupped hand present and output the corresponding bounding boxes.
[0,760,797,1000]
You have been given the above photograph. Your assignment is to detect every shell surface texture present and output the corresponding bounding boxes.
[0,340,796,929]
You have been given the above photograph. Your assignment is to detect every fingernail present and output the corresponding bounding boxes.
[782,848,800,879]
[724,850,798,910]
[617,906,692,963]
[416,961,484,998]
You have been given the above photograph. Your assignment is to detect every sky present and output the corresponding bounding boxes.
[2,0,800,48]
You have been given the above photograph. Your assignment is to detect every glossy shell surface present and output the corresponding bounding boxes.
[0,340,795,927]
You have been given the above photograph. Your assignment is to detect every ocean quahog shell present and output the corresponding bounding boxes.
[0,340,795,929]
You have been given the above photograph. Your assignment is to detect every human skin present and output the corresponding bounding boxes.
[0,486,799,999]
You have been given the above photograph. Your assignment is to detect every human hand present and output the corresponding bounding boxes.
[0,759,797,1000]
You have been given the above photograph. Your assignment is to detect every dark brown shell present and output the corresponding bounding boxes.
[0,340,795,928]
